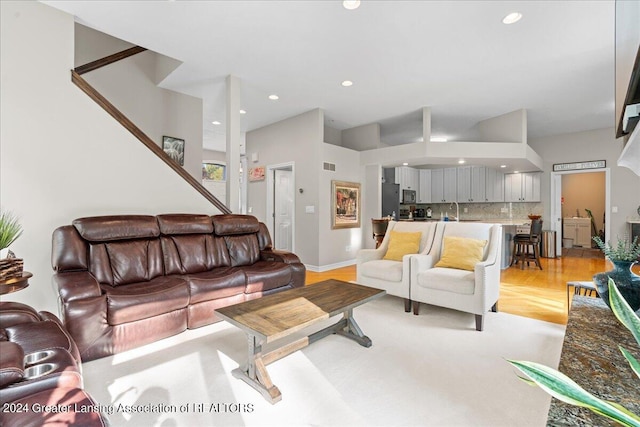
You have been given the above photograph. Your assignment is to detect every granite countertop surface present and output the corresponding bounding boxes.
[547,296,640,426]
[396,218,530,225]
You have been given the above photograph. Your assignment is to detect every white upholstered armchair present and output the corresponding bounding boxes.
[410,222,502,331]
[356,220,438,311]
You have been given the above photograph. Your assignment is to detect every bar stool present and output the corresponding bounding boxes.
[511,219,543,270]
[566,281,599,312]
[371,218,390,248]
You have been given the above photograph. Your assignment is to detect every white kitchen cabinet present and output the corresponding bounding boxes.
[485,168,504,202]
[418,169,431,203]
[504,172,541,202]
[395,166,420,203]
[432,168,457,202]
[457,166,486,202]
[563,218,592,247]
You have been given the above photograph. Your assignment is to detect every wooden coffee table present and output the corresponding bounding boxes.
[215,279,385,404]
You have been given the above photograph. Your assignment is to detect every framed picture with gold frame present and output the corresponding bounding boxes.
[331,180,361,229]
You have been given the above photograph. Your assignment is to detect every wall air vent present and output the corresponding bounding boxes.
[323,162,336,172]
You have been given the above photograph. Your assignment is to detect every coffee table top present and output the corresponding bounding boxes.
[216,279,385,343]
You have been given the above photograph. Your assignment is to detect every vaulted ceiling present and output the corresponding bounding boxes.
[44,1,615,152]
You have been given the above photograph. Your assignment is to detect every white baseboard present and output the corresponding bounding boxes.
[305,259,356,273]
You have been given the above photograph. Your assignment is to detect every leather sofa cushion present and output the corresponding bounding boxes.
[359,260,403,282]
[0,341,24,388]
[1,387,108,427]
[417,267,476,295]
[187,268,246,304]
[90,239,163,286]
[242,261,292,293]
[4,321,78,360]
[225,234,261,266]
[73,215,159,242]
[161,235,231,274]
[157,214,213,234]
[213,214,260,236]
[102,276,189,325]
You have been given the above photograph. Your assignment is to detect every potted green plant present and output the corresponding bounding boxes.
[0,210,23,258]
[592,236,640,312]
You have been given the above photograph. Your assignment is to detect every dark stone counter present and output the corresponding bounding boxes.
[547,296,640,426]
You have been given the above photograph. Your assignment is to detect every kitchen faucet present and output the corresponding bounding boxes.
[449,202,460,222]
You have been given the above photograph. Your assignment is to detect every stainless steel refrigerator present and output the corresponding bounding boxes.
[382,183,399,218]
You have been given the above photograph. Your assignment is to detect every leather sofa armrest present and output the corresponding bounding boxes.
[0,302,43,328]
[0,341,24,388]
[260,249,301,264]
[53,271,102,303]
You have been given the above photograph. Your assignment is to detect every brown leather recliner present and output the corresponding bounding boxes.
[51,214,305,362]
[0,302,107,426]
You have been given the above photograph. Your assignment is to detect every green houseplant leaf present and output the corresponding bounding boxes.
[508,278,640,426]
[0,210,23,251]
[507,360,640,426]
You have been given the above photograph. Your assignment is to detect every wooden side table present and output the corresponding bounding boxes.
[0,271,32,295]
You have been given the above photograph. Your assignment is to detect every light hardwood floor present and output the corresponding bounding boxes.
[305,253,630,325]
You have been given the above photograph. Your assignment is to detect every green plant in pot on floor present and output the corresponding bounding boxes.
[509,279,640,427]
[592,235,640,312]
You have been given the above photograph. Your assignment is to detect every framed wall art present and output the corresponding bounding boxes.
[331,180,361,229]
[249,166,265,182]
[202,162,226,181]
[162,136,185,166]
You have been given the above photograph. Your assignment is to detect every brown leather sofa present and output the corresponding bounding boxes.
[0,302,107,426]
[51,213,305,362]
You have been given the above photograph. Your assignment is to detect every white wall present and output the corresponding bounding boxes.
[75,24,204,181]
[341,123,381,151]
[0,1,218,313]
[245,109,323,266]
[529,127,640,240]
[319,143,363,268]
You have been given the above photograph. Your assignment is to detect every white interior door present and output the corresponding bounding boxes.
[274,169,294,251]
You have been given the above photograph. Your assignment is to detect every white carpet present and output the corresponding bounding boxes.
[82,295,565,427]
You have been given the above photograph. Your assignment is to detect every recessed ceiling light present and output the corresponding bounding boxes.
[500,164,507,168]
[268,94,279,100]
[430,137,447,142]
[212,121,221,125]
[239,109,246,114]
[502,12,522,24]
[402,162,409,166]
[514,170,520,174]
[343,0,361,10]
[458,160,465,164]
[341,80,354,87]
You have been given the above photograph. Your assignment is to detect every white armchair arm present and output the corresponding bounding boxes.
[410,253,436,285]
[356,248,385,264]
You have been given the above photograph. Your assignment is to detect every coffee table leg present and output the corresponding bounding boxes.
[335,309,372,348]
[232,334,282,404]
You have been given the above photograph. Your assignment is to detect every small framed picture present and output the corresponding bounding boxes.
[162,136,185,166]
[202,162,226,181]
[249,166,265,182]
[332,180,361,229]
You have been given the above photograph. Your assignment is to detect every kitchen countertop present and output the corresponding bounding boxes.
[547,296,640,426]
[398,217,530,225]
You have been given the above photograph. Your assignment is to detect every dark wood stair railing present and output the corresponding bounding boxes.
[74,46,147,76]
[71,47,231,214]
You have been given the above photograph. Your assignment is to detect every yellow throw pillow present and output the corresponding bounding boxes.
[435,236,488,271]
[383,231,422,261]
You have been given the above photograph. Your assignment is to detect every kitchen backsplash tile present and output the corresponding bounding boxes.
[400,202,543,220]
